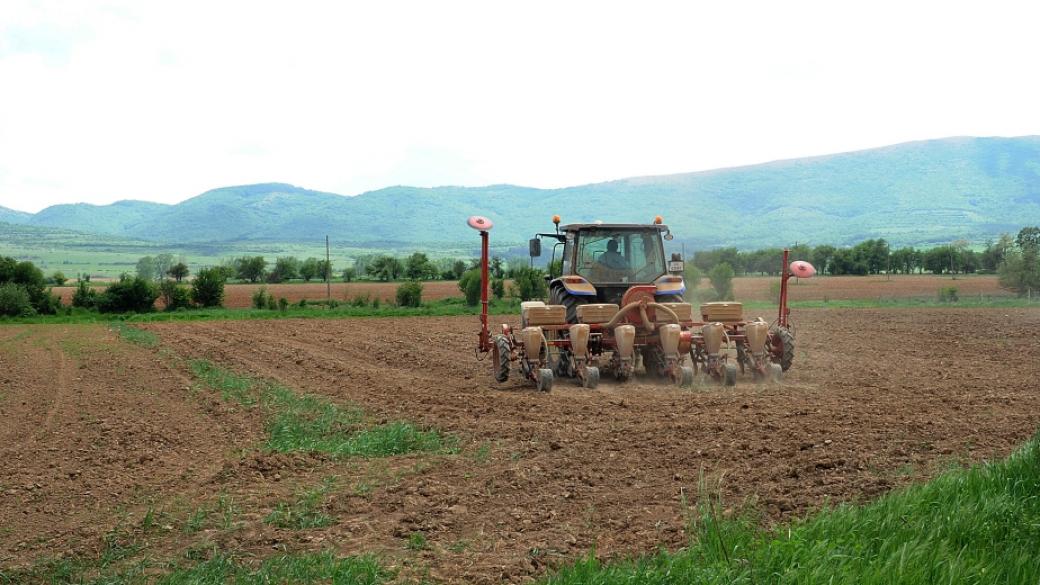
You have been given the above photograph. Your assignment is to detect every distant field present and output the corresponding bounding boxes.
[0,225,482,279]
[727,273,1006,301]
[49,274,1009,309]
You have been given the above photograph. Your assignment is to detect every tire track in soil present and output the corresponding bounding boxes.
[145,308,1040,584]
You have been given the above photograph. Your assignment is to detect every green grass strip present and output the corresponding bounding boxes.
[2,551,388,585]
[160,552,387,584]
[111,322,158,347]
[189,360,454,458]
[544,431,1040,585]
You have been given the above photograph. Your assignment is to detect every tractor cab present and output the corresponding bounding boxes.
[530,217,686,313]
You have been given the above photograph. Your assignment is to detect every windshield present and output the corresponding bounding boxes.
[574,228,666,283]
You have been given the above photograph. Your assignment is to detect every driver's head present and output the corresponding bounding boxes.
[607,239,619,253]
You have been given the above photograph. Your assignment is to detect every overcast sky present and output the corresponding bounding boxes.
[1,0,1038,213]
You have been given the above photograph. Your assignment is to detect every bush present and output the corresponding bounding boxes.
[349,293,371,307]
[278,297,289,312]
[709,262,735,301]
[266,294,278,311]
[458,270,482,306]
[95,275,159,313]
[72,279,97,308]
[192,267,226,308]
[510,266,547,301]
[51,271,68,286]
[396,280,423,307]
[0,256,59,314]
[938,286,959,303]
[491,278,505,300]
[252,286,270,310]
[159,280,192,311]
[0,283,35,317]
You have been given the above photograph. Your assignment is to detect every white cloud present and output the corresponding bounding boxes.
[1,0,1038,212]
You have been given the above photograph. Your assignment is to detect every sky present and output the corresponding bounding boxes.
[1,0,1039,213]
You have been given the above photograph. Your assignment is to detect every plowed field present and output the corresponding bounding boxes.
[2,307,1039,583]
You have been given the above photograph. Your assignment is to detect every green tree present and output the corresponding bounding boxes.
[708,262,734,301]
[191,267,226,308]
[510,266,547,301]
[136,256,157,280]
[167,262,190,282]
[159,280,192,311]
[299,257,320,282]
[342,267,356,282]
[999,227,1040,295]
[317,259,332,281]
[51,271,67,286]
[95,275,159,313]
[72,278,97,308]
[267,257,300,283]
[458,269,482,306]
[890,247,921,274]
[235,256,267,283]
[811,245,837,275]
[396,280,423,307]
[0,283,34,317]
[405,252,438,280]
[452,260,467,280]
[154,254,175,279]
[369,256,403,281]
[0,256,59,314]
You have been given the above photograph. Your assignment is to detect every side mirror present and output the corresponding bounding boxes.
[529,238,542,257]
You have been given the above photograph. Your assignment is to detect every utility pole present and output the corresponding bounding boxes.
[326,235,331,301]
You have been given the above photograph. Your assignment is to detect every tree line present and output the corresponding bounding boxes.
[690,227,1040,295]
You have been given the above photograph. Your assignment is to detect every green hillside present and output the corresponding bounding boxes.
[28,199,169,234]
[0,205,31,224]
[19,136,1040,249]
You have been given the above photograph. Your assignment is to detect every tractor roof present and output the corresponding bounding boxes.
[560,223,669,231]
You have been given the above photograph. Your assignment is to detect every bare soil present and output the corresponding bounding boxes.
[2,307,1038,583]
[728,274,1004,301]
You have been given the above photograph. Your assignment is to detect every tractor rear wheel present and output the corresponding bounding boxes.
[771,327,796,371]
[550,284,589,324]
[493,334,510,383]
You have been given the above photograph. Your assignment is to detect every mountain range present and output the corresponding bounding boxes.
[3,136,1039,249]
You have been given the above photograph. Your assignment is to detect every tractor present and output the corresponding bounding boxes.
[468,214,814,391]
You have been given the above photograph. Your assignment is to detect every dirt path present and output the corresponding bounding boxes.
[140,307,1040,583]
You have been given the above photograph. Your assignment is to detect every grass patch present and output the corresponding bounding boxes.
[265,479,336,530]
[544,431,1040,584]
[2,550,388,585]
[190,360,455,458]
[189,360,257,405]
[406,532,428,551]
[111,322,158,347]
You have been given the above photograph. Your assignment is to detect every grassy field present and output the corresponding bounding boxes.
[0,225,479,279]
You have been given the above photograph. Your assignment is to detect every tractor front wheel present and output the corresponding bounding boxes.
[771,327,796,372]
[493,335,510,382]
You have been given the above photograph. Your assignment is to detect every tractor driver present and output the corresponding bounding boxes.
[598,238,628,270]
